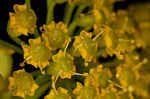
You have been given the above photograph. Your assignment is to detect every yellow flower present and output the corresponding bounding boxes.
[8,4,37,36]
[22,37,52,71]
[112,10,136,35]
[41,21,70,50]
[47,50,75,79]
[87,65,112,88]
[133,79,149,98]
[73,31,98,63]
[45,87,72,99]
[8,69,39,98]
[100,85,119,99]
[73,82,100,99]
[93,9,103,24]
[116,64,138,91]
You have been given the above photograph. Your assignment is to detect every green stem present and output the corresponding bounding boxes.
[31,70,41,77]
[0,39,23,54]
[68,4,87,35]
[33,29,40,38]
[73,4,87,20]
[35,75,51,85]
[8,34,25,45]
[25,0,31,10]
[25,82,51,99]
[84,25,93,31]
[68,20,77,36]
[46,0,56,25]
[63,4,76,25]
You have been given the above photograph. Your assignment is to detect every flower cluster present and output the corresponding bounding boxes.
[0,0,149,99]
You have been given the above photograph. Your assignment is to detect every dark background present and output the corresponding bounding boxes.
[0,0,150,71]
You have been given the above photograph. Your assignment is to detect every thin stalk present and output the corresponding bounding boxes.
[35,75,51,85]
[63,4,76,25]
[46,0,56,25]
[25,0,31,10]
[68,4,87,35]
[68,20,77,36]
[7,31,25,45]
[0,39,23,54]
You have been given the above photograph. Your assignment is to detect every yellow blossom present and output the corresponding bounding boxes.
[8,4,37,36]
[73,82,100,99]
[116,63,138,91]
[41,21,70,50]
[22,37,52,71]
[45,87,72,99]
[47,50,75,79]
[73,31,98,63]
[8,69,39,98]
[86,65,112,88]
[100,85,119,99]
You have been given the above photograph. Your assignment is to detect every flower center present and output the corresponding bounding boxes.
[31,44,51,61]
[47,29,65,49]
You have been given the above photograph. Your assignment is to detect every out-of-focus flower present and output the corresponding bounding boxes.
[47,50,75,79]
[42,21,70,50]
[8,4,37,37]
[87,65,112,88]
[8,69,39,98]
[73,31,98,63]
[100,85,119,99]
[22,37,52,71]
[73,82,100,99]
[45,87,72,99]
[112,10,136,35]
[0,46,13,79]
[116,63,138,91]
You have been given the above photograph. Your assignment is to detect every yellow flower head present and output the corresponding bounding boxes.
[8,4,37,36]
[116,64,137,90]
[45,87,72,99]
[42,21,70,50]
[94,25,114,48]
[100,85,119,99]
[112,10,136,35]
[47,50,75,79]
[87,65,112,88]
[133,79,149,98]
[73,82,100,99]
[22,37,52,71]
[73,31,98,63]
[8,69,39,98]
